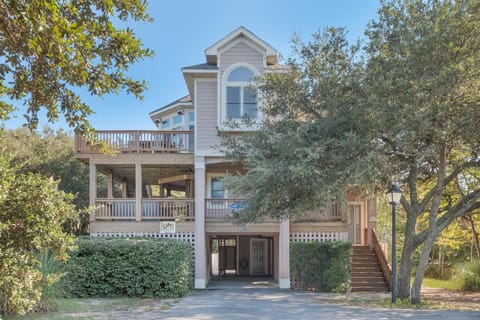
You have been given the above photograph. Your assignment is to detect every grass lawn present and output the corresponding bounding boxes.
[422,277,463,291]
[2,298,175,320]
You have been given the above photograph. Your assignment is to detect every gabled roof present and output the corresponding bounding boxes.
[181,63,218,71]
[149,95,192,118]
[205,26,278,65]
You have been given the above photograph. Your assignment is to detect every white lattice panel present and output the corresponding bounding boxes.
[91,231,195,244]
[290,232,348,242]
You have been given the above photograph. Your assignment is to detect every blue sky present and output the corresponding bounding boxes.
[4,0,381,132]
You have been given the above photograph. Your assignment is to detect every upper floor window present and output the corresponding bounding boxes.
[161,119,170,129]
[173,114,183,125]
[225,67,258,120]
[211,177,225,199]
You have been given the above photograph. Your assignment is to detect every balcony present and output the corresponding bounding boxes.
[75,130,194,154]
[91,198,343,223]
[205,199,344,222]
[94,198,195,221]
[205,199,246,221]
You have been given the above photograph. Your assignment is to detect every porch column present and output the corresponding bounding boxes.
[135,163,142,221]
[107,171,113,198]
[89,162,96,222]
[194,156,207,289]
[279,219,290,288]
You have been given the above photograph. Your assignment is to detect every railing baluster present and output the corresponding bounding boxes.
[74,130,194,154]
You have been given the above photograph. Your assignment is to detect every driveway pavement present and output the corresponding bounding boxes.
[162,288,480,320]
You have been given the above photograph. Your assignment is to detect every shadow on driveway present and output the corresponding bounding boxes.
[162,287,480,320]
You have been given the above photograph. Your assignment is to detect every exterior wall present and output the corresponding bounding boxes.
[238,235,251,276]
[219,41,264,77]
[78,153,194,166]
[196,80,219,153]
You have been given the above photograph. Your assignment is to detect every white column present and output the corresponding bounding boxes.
[89,162,96,222]
[279,219,290,288]
[107,171,113,198]
[135,163,142,221]
[194,156,207,289]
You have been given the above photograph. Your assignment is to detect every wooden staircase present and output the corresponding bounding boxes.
[351,246,389,293]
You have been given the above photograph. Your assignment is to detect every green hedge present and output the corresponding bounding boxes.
[290,241,351,292]
[462,262,480,291]
[59,237,192,298]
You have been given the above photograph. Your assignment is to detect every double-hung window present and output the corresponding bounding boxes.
[225,67,258,120]
[211,177,225,199]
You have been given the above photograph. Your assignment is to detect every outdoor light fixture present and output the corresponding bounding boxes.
[387,183,402,304]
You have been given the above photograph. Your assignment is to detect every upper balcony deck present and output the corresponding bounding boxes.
[75,130,194,155]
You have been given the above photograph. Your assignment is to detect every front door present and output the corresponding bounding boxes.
[250,239,267,275]
[349,203,363,245]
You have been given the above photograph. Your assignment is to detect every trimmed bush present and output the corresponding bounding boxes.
[59,237,192,298]
[290,241,351,292]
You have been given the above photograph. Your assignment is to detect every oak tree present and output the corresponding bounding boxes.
[0,0,153,133]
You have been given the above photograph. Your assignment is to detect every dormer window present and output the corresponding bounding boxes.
[224,66,258,121]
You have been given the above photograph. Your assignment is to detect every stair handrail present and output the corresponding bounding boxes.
[371,229,392,291]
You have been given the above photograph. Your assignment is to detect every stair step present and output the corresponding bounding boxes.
[351,246,389,293]
[351,287,389,293]
[352,263,382,268]
[351,273,384,278]
[351,276,386,281]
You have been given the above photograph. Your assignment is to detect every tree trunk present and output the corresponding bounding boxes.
[397,214,417,299]
[467,215,480,259]
[411,233,436,304]
[411,142,446,305]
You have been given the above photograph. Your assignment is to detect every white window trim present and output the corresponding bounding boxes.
[219,63,263,131]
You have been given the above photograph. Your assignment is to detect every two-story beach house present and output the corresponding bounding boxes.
[75,27,384,291]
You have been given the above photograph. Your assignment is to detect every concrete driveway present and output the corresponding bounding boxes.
[162,288,480,320]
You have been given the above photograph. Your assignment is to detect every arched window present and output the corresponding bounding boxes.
[225,66,258,120]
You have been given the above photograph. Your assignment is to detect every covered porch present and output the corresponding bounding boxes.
[89,163,195,222]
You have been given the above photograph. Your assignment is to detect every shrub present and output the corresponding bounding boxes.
[0,159,77,316]
[461,262,480,291]
[59,237,192,298]
[35,249,64,312]
[290,241,351,292]
[424,263,453,280]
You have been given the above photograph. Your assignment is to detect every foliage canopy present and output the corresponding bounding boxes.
[0,0,153,133]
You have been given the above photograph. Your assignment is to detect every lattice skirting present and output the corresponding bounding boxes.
[290,232,348,242]
[90,231,195,243]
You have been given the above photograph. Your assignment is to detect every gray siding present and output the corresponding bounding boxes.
[196,80,219,152]
[220,41,264,77]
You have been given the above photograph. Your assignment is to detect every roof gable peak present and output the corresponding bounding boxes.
[205,26,277,65]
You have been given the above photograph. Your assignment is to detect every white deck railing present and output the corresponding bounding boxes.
[94,198,195,221]
[205,199,245,220]
[205,199,343,221]
[295,202,343,221]
[142,199,195,221]
[95,199,136,220]
[75,130,194,154]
